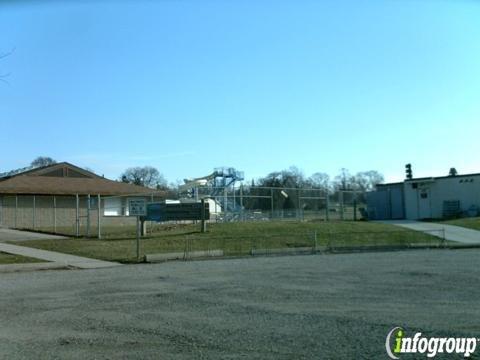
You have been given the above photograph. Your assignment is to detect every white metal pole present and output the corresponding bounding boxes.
[240,184,244,221]
[33,195,36,230]
[87,194,91,237]
[340,191,344,220]
[270,188,274,219]
[75,194,80,237]
[97,194,101,239]
[53,195,57,233]
[325,193,330,221]
[15,195,18,228]
[297,189,301,220]
[224,187,227,221]
[136,216,140,260]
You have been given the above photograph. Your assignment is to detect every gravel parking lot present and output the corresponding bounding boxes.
[1,249,479,359]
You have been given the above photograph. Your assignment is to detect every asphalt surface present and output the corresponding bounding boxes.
[1,250,480,359]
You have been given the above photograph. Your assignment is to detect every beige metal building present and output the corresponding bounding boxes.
[0,162,162,237]
[367,172,480,220]
[404,173,480,220]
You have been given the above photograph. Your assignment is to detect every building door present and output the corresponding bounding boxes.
[418,188,432,219]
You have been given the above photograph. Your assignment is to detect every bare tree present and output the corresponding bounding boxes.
[308,172,330,192]
[120,166,167,189]
[352,170,384,191]
[31,156,57,168]
[333,168,354,190]
[0,48,14,85]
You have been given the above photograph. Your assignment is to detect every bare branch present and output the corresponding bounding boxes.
[0,47,14,86]
[0,77,10,86]
[0,47,15,60]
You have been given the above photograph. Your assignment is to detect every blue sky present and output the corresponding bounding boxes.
[1,0,479,184]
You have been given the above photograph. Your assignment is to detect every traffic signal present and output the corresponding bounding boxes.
[405,163,413,180]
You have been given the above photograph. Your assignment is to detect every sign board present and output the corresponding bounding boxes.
[128,198,147,217]
[144,202,209,222]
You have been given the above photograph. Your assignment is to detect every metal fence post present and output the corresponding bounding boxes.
[353,198,357,221]
[86,194,91,238]
[15,195,18,228]
[224,187,228,221]
[53,195,57,233]
[136,215,140,261]
[75,194,80,237]
[297,189,301,220]
[233,186,236,213]
[240,184,244,221]
[325,194,330,221]
[32,195,36,230]
[201,198,207,233]
[270,188,274,219]
[97,194,102,239]
[340,191,344,220]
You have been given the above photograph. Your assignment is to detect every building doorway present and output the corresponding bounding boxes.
[418,188,432,219]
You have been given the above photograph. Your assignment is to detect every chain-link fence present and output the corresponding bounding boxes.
[195,186,366,222]
[0,193,161,238]
[0,188,367,238]
[150,228,446,261]
[0,194,94,236]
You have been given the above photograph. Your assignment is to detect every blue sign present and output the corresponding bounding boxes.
[143,202,209,222]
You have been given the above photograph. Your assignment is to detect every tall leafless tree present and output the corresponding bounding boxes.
[120,166,167,189]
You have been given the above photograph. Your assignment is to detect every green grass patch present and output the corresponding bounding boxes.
[440,217,480,231]
[0,252,47,265]
[12,221,442,263]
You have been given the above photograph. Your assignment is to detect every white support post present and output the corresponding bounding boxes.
[86,194,91,238]
[136,216,140,260]
[75,194,80,237]
[224,187,228,221]
[15,195,18,228]
[97,194,101,239]
[240,184,244,221]
[270,188,274,219]
[33,195,36,230]
[53,195,57,233]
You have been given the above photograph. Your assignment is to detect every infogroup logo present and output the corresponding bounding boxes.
[385,327,478,359]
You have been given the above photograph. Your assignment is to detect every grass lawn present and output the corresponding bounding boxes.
[440,217,480,231]
[12,221,442,263]
[0,252,46,265]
